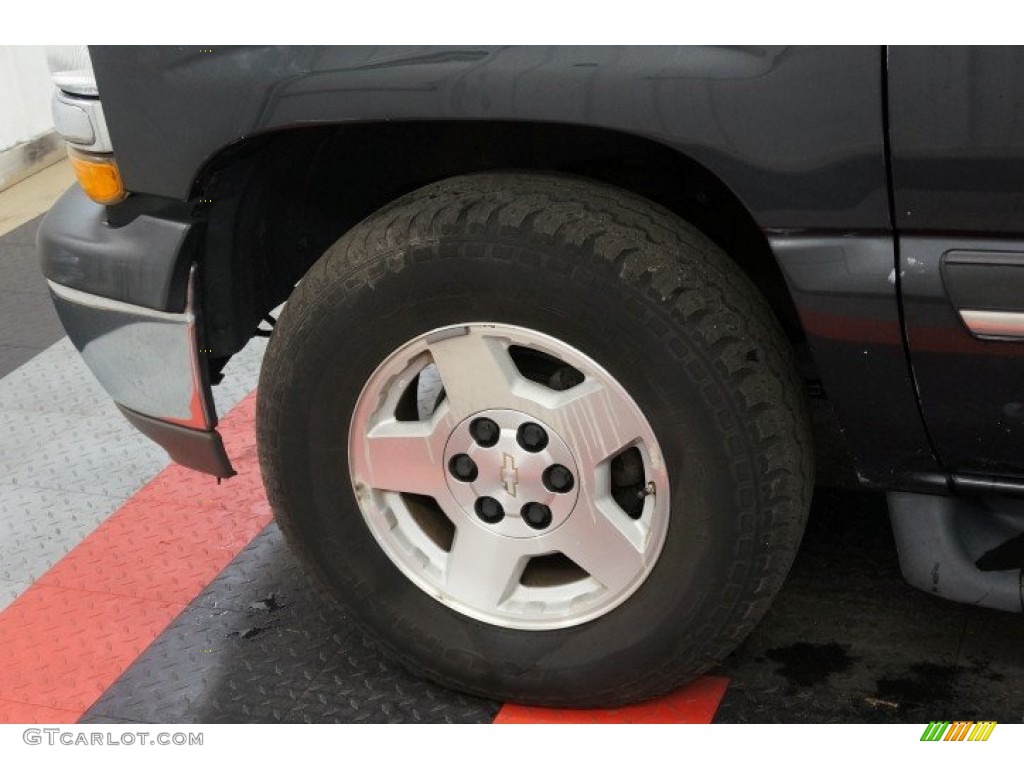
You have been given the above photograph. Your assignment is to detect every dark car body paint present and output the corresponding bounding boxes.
[87,43,1024,488]
[769,236,936,485]
[898,236,1024,475]
[90,46,890,230]
[889,47,1024,478]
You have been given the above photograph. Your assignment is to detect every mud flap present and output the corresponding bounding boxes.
[889,492,1024,612]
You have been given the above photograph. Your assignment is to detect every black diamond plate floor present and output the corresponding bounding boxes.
[79,490,1024,725]
[711,491,1024,724]
[79,525,500,724]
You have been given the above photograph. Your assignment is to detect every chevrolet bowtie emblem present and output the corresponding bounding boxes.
[500,453,520,497]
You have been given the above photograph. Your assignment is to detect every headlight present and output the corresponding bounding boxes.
[46,45,125,204]
[46,45,98,97]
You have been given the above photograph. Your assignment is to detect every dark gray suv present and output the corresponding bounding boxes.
[39,46,1024,706]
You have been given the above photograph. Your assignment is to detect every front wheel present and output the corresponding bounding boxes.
[257,173,812,707]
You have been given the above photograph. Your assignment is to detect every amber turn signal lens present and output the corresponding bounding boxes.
[67,147,126,204]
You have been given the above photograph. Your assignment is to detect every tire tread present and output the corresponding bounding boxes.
[257,172,813,707]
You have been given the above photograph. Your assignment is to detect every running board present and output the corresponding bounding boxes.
[888,492,1024,612]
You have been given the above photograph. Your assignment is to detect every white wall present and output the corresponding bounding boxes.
[0,46,54,153]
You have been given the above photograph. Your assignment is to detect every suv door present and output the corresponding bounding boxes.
[890,45,1024,478]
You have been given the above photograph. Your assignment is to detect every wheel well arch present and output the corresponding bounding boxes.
[196,120,805,358]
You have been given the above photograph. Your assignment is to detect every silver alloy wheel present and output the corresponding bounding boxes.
[348,323,670,630]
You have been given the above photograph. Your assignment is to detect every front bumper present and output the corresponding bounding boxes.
[39,187,235,478]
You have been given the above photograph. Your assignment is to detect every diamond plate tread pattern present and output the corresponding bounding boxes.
[0,329,267,612]
[211,336,268,414]
[0,231,503,724]
[0,340,107,410]
[0,392,272,721]
[0,345,45,379]
[0,485,118,584]
[0,408,111,472]
[82,522,500,724]
[284,658,499,724]
[71,714,147,724]
[0,339,110,416]
[495,677,730,724]
[0,584,186,712]
[0,698,80,725]
[37,497,271,604]
[2,411,170,498]
[0,579,32,613]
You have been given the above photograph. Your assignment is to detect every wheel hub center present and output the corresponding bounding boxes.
[443,409,580,538]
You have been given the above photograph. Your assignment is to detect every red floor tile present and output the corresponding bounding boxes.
[37,496,271,604]
[0,585,184,711]
[0,697,80,724]
[494,676,730,724]
[0,391,271,720]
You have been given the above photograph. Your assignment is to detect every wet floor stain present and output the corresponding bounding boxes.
[875,662,956,706]
[713,491,1024,723]
[765,642,855,687]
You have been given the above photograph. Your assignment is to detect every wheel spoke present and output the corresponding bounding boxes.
[349,321,671,629]
[426,328,524,420]
[444,518,528,610]
[549,492,649,595]
[547,378,649,466]
[354,415,449,495]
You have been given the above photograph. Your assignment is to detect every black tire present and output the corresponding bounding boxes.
[256,172,813,707]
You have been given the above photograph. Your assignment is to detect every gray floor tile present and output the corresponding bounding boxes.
[0,484,121,584]
[0,243,48,295]
[2,412,168,498]
[0,290,64,348]
[212,336,267,414]
[0,344,42,379]
[0,216,41,246]
[0,338,107,416]
[0,578,32,611]
[0,296,268,613]
[0,408,92,471]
